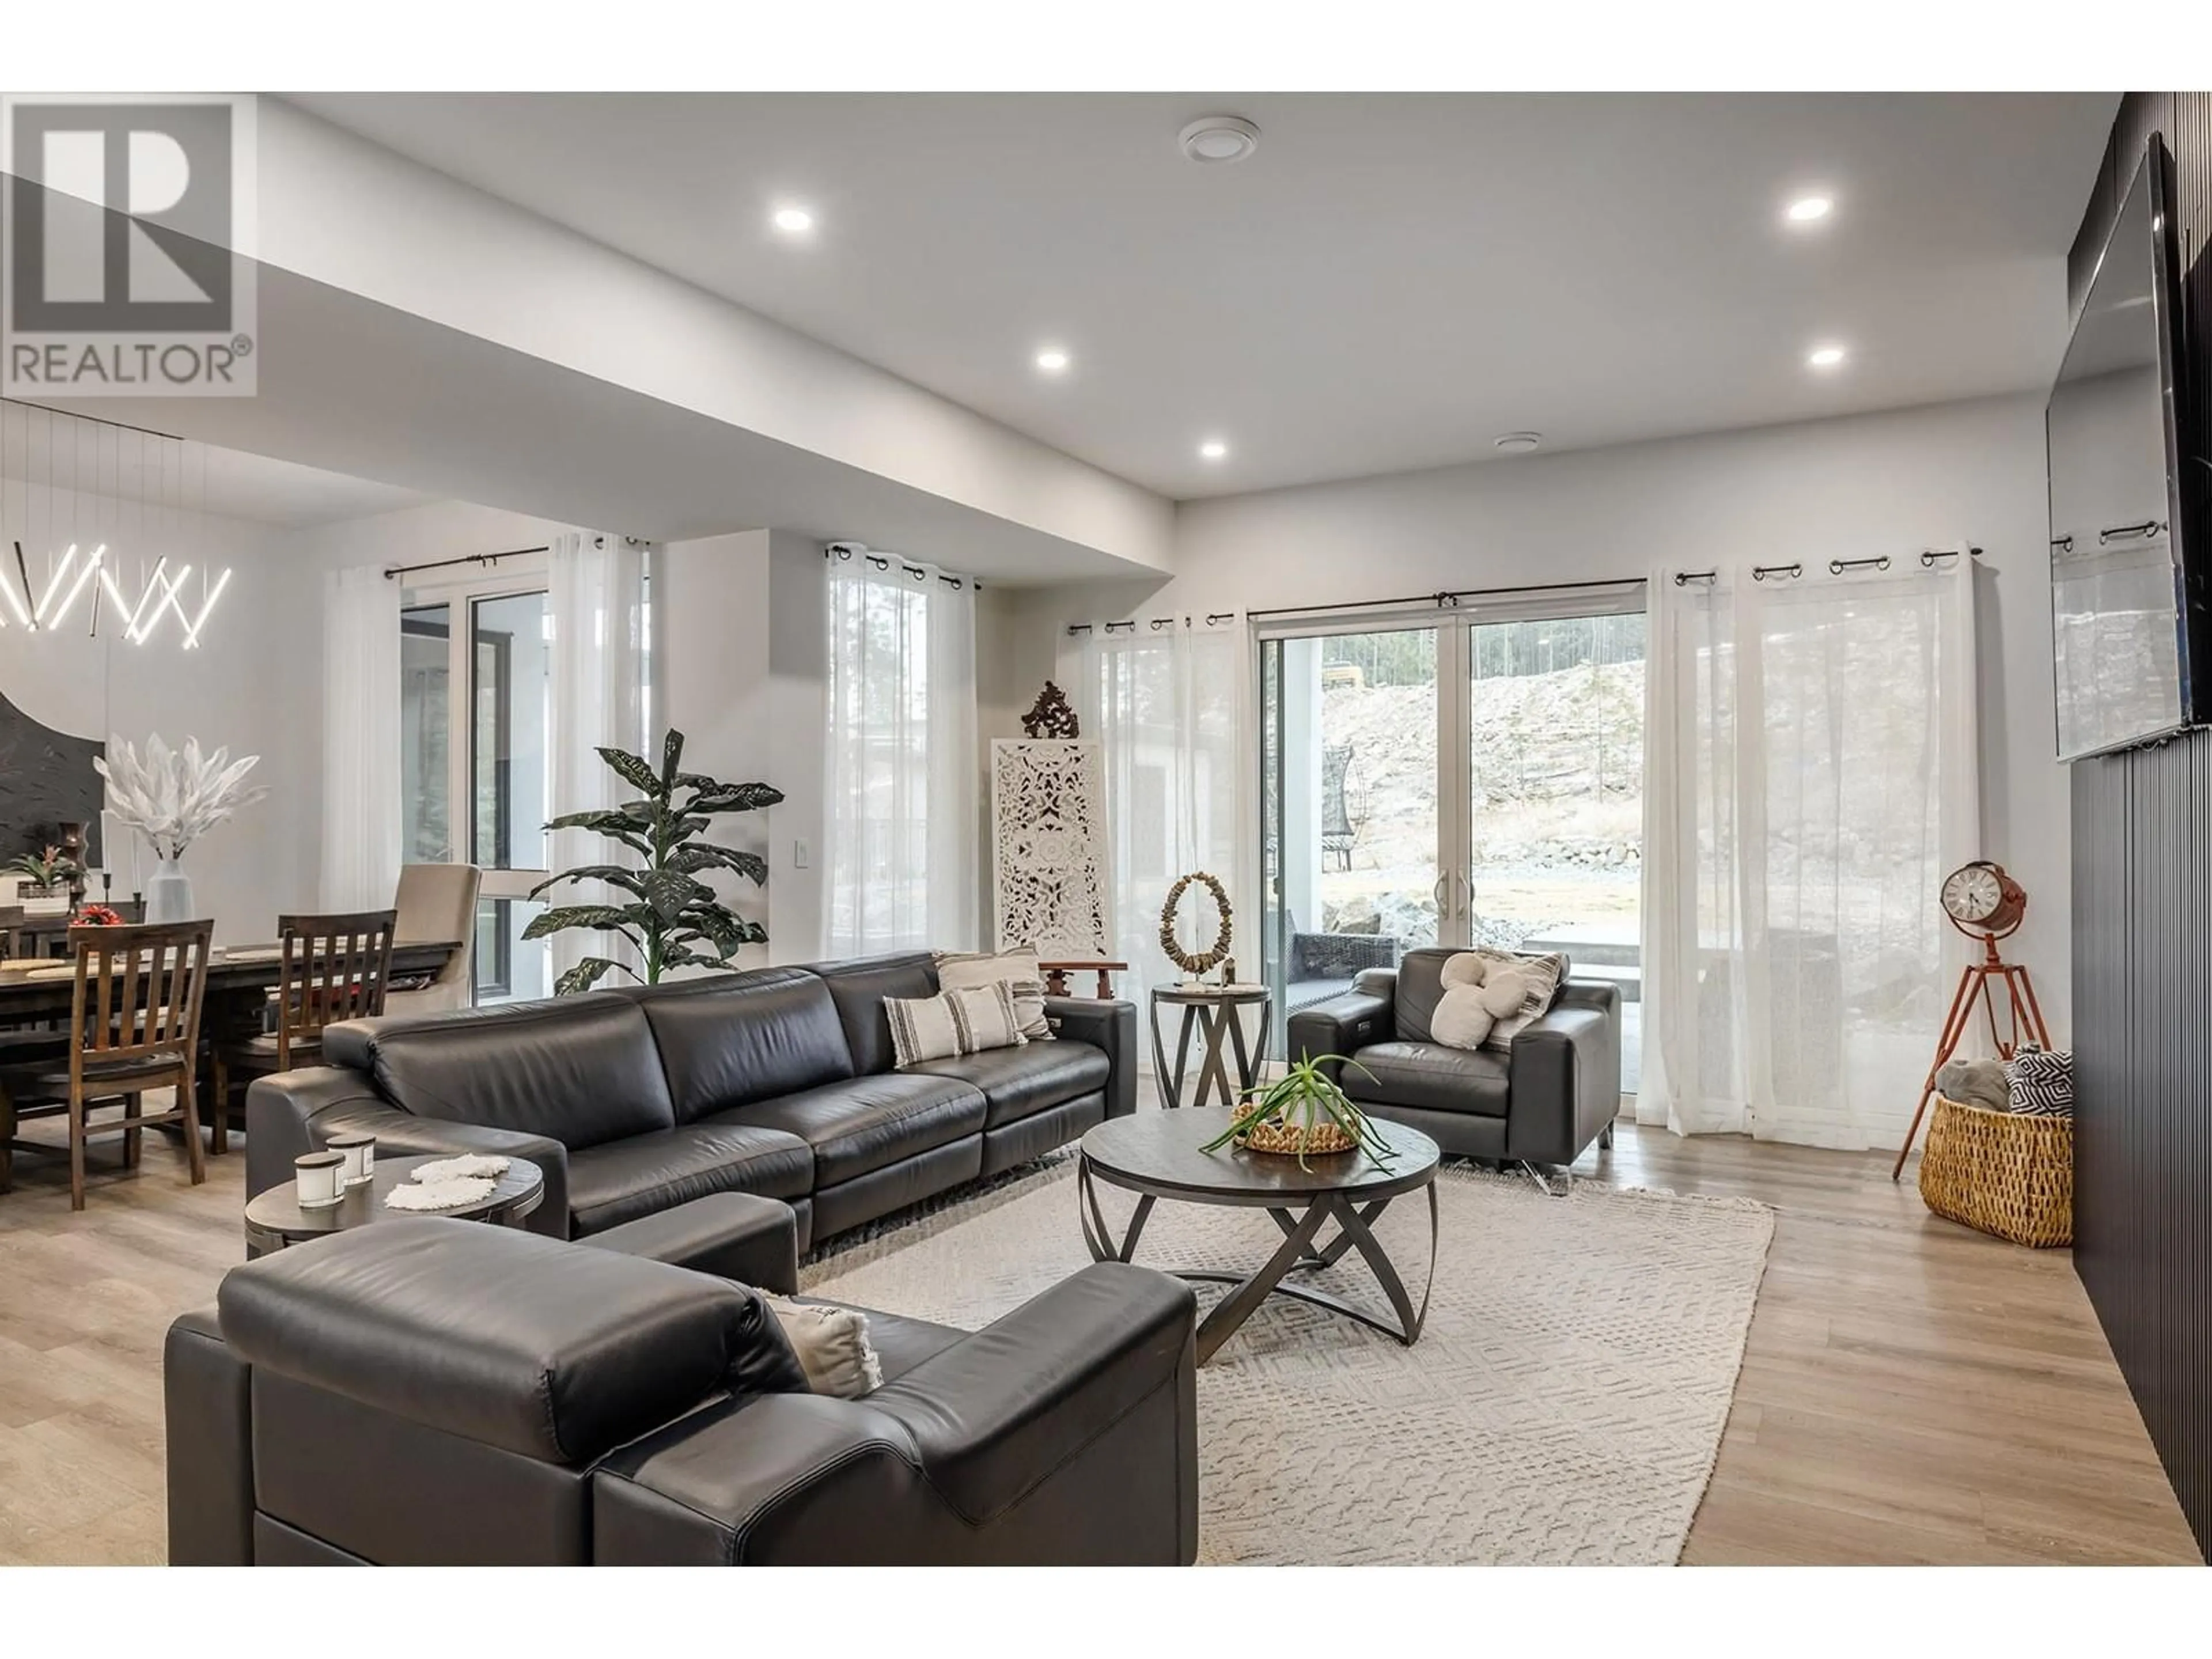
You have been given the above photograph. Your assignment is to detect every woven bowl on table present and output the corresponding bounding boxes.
[1917,1094,2073,1248]
[1237,1115,1361,1157]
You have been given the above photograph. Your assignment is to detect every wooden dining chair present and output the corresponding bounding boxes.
[0,920,214,1210]
[209,910,396,1155]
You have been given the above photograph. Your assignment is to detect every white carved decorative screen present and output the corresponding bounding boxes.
[991,738,1111,957]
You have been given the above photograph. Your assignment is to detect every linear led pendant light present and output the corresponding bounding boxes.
[0,400,233,646]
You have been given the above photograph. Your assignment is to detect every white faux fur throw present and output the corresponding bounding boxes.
[383,1176,496,1211]
[411,1154,512,1184]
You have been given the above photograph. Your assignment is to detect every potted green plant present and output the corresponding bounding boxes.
[6,845,80,912]
[525,729,783,995]
[1203,1054,1397,1171]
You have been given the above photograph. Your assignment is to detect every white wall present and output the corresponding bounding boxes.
[0,488,316,945]
[1009,392,2073,1038]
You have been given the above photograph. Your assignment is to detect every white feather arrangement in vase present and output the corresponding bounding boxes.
[94,733,270,923]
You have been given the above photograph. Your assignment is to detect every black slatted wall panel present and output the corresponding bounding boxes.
[2068,90,2212,1564]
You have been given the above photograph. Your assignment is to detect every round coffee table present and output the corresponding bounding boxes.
[244,1154,544,1253]
[1077,1108,1439,1363]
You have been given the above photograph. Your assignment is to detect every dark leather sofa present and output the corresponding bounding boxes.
[165,1193,1199,1565]
[1287,946,1621,1177]
[244,952,1137,1252]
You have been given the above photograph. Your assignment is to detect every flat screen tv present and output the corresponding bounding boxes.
[2047,134,2205,761]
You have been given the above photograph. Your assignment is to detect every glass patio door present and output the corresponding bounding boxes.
[1259,619,1459,1041]
[1259,588,1647,1081]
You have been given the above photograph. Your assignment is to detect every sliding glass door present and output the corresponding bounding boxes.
[1259,589,1646,1082]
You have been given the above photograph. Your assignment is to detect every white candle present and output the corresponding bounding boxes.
[329,1133,376,1188]
[294,1152,344,1210]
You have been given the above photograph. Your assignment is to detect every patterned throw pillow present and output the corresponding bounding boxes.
[885,983,1029,1068]
[933,948,1054,1040]
[2006,1049,2074,1118]
[1451,948,1569,1051]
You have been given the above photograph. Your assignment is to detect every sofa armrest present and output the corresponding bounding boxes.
[595,1261,1197,1565]
[1505,981,1622,1166]
[575,1193,801,1294]
[1044,996,1137,1119]
[245,1070,570,1239]
[1287,988,1395,1085]
[164,1306,253,1566]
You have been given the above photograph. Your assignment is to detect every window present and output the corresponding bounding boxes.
[823,554,978,956]
[401,571,553,1003]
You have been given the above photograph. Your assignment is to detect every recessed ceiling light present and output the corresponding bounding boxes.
[1808,344,1847,368]
[1786,195,1834,224]
[1035,347,1071,373]
[1494,431,1543,453]
[1179,116,1261,165]
[1199,439,1229,461]
[771,206,815,234]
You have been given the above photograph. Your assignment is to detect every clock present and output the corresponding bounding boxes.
[1940,859,2027,940]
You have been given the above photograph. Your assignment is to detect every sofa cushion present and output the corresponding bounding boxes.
[909,1041,1111,1130]
[633,968,855,1122]
[567,1123,815,1237]
[722,1072,986,1188]
[1347,1040,1510,1118]
[805,953,938,1075]
[344,994,676,1152]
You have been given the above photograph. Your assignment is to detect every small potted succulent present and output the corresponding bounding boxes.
[1203,1054,1397,1171]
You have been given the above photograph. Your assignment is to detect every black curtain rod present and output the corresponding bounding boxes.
[1245,575,1646,624]
[382,546,549,581]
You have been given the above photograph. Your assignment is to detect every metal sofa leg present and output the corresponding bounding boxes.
[1520,1161,1570,1198]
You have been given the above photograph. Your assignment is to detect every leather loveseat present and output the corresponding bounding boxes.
[1287,946,1621,1180]
[244,953,1136,1252]
[165,1194,1199,1565]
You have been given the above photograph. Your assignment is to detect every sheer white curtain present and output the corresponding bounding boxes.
[547,531,651,988]
[321,564,403,911]
[823,552,979,956]
[1641,560,1978,1149]
[1066,619,1253,1014]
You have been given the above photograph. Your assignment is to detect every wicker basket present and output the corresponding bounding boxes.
[1916,1095,2073,1248]
[1237,1115,1360,1157]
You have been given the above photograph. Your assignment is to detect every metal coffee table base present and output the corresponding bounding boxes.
[1078,1156,1438,1364]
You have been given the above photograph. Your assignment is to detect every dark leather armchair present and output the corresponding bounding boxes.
[165,1194,1199,1566]
[1286,946,1621,1188]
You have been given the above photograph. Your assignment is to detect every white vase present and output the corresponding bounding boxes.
[145,858,195,924]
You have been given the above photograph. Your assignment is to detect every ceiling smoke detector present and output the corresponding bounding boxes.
[1494,431,1543,453]
[1179,116,1261,165]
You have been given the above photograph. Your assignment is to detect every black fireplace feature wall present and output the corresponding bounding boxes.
[2067,91,2212,1565]
[0,691,107,873]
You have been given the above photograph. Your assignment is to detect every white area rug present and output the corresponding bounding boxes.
[804,1160,1774,1565]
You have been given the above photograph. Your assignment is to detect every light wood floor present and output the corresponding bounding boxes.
[0,1115,2200,1566]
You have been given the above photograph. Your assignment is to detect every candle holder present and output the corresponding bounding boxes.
[293,1151,345,1210]
[327,1132,376,1190]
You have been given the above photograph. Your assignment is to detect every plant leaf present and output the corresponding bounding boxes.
[664,843,770,885]
[596,747,662,797]
[522,904,635,938]
[685,781,785,815]
[641,868,711,923]
[554,956,633,996]
[528,865,646,900]
[660,728,685,790]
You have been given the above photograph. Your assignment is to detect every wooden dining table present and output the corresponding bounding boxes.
[0,940,463,1111]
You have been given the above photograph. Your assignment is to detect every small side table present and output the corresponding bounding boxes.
[1150,983,1272,1111]
[244,1154,544,1255]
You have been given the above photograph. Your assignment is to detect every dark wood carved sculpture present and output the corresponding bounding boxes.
[1021,681,1080,740]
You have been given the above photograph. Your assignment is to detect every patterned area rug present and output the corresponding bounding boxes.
[804,1160,1775,1565]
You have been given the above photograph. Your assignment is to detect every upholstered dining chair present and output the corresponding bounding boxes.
[209,910,396,1156]
[0,920,214,1209]
[384,863,481,1017]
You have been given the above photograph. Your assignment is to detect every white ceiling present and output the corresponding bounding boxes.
[289,91,2116,500]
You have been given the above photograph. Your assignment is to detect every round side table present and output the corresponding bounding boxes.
[244,1154,544,1254]
[1150,983,1272,1111]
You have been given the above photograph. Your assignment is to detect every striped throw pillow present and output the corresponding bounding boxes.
[885,982,1029,1069]
[933,949,1054,1040]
